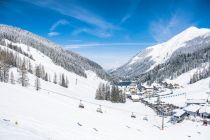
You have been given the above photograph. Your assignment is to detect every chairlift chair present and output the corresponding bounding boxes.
[131,112,136,118]
[143,116,148,121]
[96,105,103,113]
[79,100,84,109]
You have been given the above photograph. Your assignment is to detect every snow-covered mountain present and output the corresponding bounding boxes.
[110,26,210,81]
[0,24,109,99]
[1,24,210,140]
[0,24,109,80]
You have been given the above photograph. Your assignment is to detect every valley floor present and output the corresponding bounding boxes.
[1,78,210,140]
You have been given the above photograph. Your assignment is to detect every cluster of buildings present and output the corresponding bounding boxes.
[117,81,139,98]
[172,99,210,125]
[117,81,138,93]
[116,80,210,126]
[117,80,181,102]
[159,81,182,89]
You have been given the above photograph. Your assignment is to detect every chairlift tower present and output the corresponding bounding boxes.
[206,92,210,103]
[161,112,165,130]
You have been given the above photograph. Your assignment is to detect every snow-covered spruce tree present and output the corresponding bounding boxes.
[41,65,45,79]
[6,42,34,61]
[60,73,68,88]
[95,83,125,103]
[28,60,33,74]
[3,63,9,83]
[101,83,106,99]
[105,83,111,101]
[10,71,15,84]
[18,60,29,87]
[189,67,210,84]
[95,83,105,100]
[0,38,6,46]
[95,89,101,100]
[0,62,4,82]
[35,64,49,82]
[0,62,10,83]
[35,65,41,78]
[48,74,51,82]
[44,73,48,81]
[35,77,41,91]
[65,76,69,88]
[53,73,57,84]
[119,92,126,103]
[111,85,120,103]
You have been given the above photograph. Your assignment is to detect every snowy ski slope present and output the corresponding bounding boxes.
[0,33,210,140]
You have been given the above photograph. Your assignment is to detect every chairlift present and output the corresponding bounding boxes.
[96,105,103,113]
[143,116,148,121]
[79,100,84,109]
[203,119,208,126]
[131,112,136,118]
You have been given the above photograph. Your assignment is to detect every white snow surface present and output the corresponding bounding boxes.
[1,80,210,140]
[129,26,210,70]
[0,35,210,140]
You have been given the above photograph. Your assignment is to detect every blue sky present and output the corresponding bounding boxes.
[1,0,210,69]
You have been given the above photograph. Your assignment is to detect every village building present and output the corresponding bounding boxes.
[171,109,187,123]
[173,83,181,89]
[184,104,201,117]
[117,81,138,95]
[199,105,210,118]
[138,85,154,98]
[186,99,206,106]
[160,81,168,88]
[131,95,140,102]
[159,81,181,89]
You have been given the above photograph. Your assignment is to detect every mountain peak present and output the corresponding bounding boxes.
[181,26,210,35]
[185,26,198,31]
[111,26,210,79]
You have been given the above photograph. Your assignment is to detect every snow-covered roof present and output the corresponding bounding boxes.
[130,82,137,86]
[131,95,139,100]
[199,105,210,114]
[184,104,201,112]
[186,99,206,104]
[173,109,186,117]
[151,83,162,88]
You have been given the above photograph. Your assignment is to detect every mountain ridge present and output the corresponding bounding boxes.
[110,26,210,80]
[0,24,109,80]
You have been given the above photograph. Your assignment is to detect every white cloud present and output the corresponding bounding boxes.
[24,0,118,38]
[48,32,60,37]
[120,0,140,24]
[150,12,196,42]
[72,28,112,38]
[50,19,69,31]
[47,19,69,37]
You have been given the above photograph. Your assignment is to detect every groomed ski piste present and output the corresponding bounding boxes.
[1,78,210,140]
[0,39,210,140]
